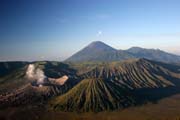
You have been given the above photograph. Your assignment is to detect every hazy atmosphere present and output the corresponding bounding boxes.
[0,0,180,61]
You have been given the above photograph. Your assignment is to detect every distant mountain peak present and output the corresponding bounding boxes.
[65,41,118,62]
[86,41,116,51]
[65,41,180,63]
[89,41,104,45]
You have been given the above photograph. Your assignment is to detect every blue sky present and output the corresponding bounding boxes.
[0,0,180,61]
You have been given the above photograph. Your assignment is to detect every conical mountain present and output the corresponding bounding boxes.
[65,41,133,62]
[66,41,180,63]
[49,78,135,112]
[84,41,116,52]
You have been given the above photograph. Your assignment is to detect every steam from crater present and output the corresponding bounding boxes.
[26,64,46,85]
[26,64,35,79]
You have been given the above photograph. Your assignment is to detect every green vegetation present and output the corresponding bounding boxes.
[0,62,28,93]
[49,78,135,112]
[0,58,180,114]
[49,58,180,112]
[78,58,176,89]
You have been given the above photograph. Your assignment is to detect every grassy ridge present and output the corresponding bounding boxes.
[79,59,176,89]
[49,78,135,112]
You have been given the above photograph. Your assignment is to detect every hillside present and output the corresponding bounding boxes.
[0,61,79,93]
[65,41,180,63]
[126,47,180,63]
[0,61,80,108]
[0,62,29,93]
[49,58,180,112]
[75,58,180,89]
[0,62,27,77]
[66,41,134,62]
[1,58,180,112]
[49,78,135,112]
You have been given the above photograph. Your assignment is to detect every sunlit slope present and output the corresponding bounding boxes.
[49,58,180,112]
[0,62,28,93]
[49,78,135,112]
[79,58,179,89]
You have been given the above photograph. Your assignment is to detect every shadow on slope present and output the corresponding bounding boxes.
[132,86,180,105]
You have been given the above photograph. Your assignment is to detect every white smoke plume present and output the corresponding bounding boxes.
[35,68,46,84]
[26,64,35,79]
[26,64,46,86]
